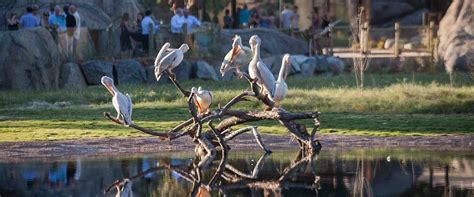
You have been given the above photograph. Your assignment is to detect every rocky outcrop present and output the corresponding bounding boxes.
[192,61,219,81]
[437,0,473,73]
[0,28,61,90]
[220,28,309,57]
[81,60,114,85]
[115,59,146,84]
[59,63,87,89]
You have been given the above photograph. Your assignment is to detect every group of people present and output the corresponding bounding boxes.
[223,4,279,29]
[119,7,201,56]
[7,4,81,60]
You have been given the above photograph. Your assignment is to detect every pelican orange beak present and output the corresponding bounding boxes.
[230,46,240,61]
[101,76,115,96]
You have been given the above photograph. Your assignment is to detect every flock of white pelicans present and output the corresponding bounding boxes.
[101,35,292,127]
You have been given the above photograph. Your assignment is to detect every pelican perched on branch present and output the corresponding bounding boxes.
[248,35,276,97]
[154,43,189,81]
[220,35,252,77]
[270,54,291,104]
[101,76,133,127]
[191,87,212,114]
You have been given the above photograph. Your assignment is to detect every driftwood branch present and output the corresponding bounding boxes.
[103,66,322,155]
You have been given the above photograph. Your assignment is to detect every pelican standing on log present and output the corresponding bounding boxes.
[191,87,212,114]
[270,54,291,104]
[154,43,189,81]
[220,35,252,77]
[248,35,276,97]
[101,76,133,127]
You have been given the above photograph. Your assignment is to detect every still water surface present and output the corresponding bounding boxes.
[0,148,473,196]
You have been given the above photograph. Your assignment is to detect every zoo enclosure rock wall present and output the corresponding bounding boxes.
[437,0,473,73]
[0,28,61,90]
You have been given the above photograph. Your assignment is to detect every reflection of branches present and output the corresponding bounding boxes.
[106,150,321,196]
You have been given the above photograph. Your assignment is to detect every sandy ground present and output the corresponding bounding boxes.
[0,134,473,159]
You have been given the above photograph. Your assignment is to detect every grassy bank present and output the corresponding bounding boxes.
[0,73,473,142]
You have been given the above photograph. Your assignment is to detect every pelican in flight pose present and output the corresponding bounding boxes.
[248,35,276,97]
[220,35,252,77]
[154,43,189,81]
[270,54,291,104]
[101,76,133,127]
[191,87,212,114]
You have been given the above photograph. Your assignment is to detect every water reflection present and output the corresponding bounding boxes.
[0,149,473,196]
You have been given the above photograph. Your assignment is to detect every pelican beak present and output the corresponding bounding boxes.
[103,80,115,96]
[230,46,240,61]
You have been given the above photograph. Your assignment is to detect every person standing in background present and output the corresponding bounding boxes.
[223,9,232,29]
[310,7,322,55]
[69,5,81,56]
[238,4,250,28]
[183,9,200,34]
[321,12,332,55]
[290,6,300,32]
[40,11,50,29]
[64,5,76,60]
[49,6,67,55]
[20,7,39,29]
[249,10,259,28]
[32,4,40,25]
[280,5,294,31]
[170,8,185,46]
[120,13,133,53]
[141,10,155,52]
[7,12,19,31]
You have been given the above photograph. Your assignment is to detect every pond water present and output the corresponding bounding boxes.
[0,148,473,197]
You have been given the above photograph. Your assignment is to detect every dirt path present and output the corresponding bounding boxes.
[0,134,472,159]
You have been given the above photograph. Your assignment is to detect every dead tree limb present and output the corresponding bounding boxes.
[103,67,322,155]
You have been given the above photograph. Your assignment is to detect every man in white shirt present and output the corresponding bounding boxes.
[141,10,155,52]
[183,9,200,34]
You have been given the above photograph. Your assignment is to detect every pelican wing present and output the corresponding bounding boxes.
[117,93,132,126]
[155,50,178,81]
[272,81,288,102]
[154,43,171,67]
[126,93,133,120]
[256,61,276,96]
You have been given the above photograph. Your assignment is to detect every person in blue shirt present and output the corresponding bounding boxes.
[20,7,39,29]
[238,4,250,28]
[48,5,67,33]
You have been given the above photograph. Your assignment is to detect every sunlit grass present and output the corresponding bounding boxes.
[0,73,473,142]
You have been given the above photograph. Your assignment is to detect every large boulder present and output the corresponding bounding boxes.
[221,28,308,58]
[192,61,219,81]
[437,0,474,73]
[115,59,146,84]
[371,2,415,25]
[0,28,61,90]
[81,60,114,85]
[59,63,87,89]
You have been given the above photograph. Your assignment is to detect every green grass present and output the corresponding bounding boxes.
[0,73,473,142]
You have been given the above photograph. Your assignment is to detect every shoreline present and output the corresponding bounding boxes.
[0,134,473,159]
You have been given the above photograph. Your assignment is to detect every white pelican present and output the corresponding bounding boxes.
[248,35,276,97]
[220,35,252,77]
[270,54,291,104]
[191,86,212,114]
[101,76,133,127]
[154,43,189,81]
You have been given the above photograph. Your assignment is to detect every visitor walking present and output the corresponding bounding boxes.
[141,10,155,52]
[20,7,39,29]
[7,12,19,31]
[223,9,232,29]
